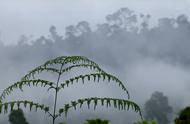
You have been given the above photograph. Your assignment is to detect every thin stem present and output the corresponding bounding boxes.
[47,111,54,118]
[52,64,64,124]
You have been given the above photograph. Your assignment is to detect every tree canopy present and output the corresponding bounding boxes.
[9,109,29,124]
[144,91,172,124]
[85,118,109,124]
[175,106,190,124]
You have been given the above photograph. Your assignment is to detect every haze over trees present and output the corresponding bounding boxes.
[144,91,172,124]
[1,7,190,69]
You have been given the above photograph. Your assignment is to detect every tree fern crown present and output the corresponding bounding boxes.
[0,56,142,123]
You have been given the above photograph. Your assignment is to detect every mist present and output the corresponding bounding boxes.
[0,1,190,124]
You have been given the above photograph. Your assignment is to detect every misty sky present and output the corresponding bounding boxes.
[0,0,190,44]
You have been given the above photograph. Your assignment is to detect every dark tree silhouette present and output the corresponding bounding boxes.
[85,118,109,124]
[134,120,156,124]
[175,106,190,124]
[9,109,29,124]
[144,91,172,124]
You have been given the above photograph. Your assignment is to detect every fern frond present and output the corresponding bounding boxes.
[0,79,55,101]
[60,63,105,74]
[21,56,99,80]
[43,56,68,66]
[22,67,60,80]
[0,55,141,122]
[0,100,49,114]
[59,72,129,98]
[44,56,98,67]
[57,97,142,118]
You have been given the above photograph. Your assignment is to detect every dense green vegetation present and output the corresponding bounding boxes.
[84,118,109,124]
[175,106,190,124]
[134,120,157,124]
[9,109,29,124]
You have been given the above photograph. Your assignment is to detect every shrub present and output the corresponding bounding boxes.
[175,106,190,124]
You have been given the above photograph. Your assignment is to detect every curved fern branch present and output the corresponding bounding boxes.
[22,63,104,81]
[57,97,142,119]
[43,56,68,66]
[22,67,60,80]
[60,63,105,74]
[0,79,55,101]
[59,72,130,98]
[0,100,49,114]
[21,56,100,81]
[43,56,98,67]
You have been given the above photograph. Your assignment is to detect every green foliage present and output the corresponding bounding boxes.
[134,120,157,124]
[84,118,109,124]
[0,100,49,114]
[9,109,29,124]
[59,122,66,124]
[57,97,141,117]
[0,56,142,124]
[144,91,172,124]
[0,79,54,100]
[59,72,129,98]
[175,106,190,124]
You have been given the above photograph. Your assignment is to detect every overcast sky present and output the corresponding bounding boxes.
[0,0,190,44]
